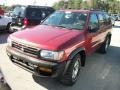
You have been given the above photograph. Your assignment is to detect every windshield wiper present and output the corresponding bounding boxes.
[68,27,81,30]
[57,25,82,30]
[56,25,68,29]
[42,23,56,27]
[42,23,49,25]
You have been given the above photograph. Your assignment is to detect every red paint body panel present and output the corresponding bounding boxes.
[11,25,86,60]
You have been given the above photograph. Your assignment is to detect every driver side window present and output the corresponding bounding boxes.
[89,13,99,32]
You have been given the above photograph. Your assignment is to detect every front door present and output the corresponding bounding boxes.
[85,13,101,54]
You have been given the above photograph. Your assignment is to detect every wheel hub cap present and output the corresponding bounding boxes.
[72,59,80,80]
[105,39,109,50]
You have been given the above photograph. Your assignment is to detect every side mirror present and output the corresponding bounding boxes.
[88,25,99,33]
[0,16,2,19]
[41,20,44,23]
[40,20,44,24]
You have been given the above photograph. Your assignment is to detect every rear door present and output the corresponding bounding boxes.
[97,13,109,43]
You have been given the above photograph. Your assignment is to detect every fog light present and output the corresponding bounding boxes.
[39,67,52,73]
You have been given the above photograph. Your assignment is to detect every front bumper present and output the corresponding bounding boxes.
[6,46,67,78]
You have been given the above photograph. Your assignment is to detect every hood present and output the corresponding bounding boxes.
[11,25,84,50]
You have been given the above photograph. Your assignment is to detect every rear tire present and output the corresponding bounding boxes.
[99,36,111,54]
[8,23,14,33]
[60,54,81,86]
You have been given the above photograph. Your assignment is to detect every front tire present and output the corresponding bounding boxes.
[61,54,81,86]
[6,23,11,33]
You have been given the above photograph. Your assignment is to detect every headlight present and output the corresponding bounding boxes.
[7,37,12,46]
[40,50,64,61]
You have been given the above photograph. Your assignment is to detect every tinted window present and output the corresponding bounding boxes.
[89,13,99,31]
[98,14,105,27]
[41,10,54,20]
[42,11,87,30]
[104,13,111,25]
[26,8,42,19]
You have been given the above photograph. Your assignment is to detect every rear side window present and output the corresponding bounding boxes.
[98,14,105,27]
[26,8,42,19]
[89,13,99,31]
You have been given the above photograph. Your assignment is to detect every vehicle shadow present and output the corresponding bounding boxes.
[105,45,120,63]
[0,32,10,44]
[32,73,85,90]
[32,45,120,90]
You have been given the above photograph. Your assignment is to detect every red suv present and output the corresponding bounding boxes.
[7,10,112,85]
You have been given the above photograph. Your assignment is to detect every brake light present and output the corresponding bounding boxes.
[24,18,28,26]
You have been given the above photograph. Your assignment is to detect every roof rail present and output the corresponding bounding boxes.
[90,9,105,12]
[90,9,100,11]
[27,5,51,8]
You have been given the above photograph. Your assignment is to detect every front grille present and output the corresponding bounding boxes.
[12,41,39,57]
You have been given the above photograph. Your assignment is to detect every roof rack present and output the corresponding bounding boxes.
[90,9,105,12]
[27,5,52,8]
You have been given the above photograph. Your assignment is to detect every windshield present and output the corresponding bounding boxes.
[42,11,87,30]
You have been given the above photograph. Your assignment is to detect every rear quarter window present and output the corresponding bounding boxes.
[98,13,105,27]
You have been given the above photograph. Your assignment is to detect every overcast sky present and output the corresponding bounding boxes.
[0,0,60,6]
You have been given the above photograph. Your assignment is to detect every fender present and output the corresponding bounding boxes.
[62,47,86,76]
[68,48,85,60]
